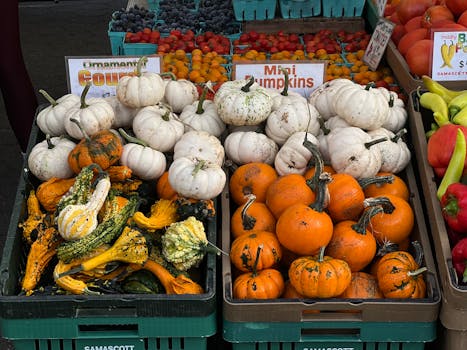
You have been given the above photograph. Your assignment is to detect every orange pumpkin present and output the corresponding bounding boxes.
[359,172,410,201]
[288,247,352,298]
[281,280,305,299]
[327,173,365,222]
[156,171,178,200]
[229,231,282,272]
[36,177,76,212]
[233,246,285,299]
[325,206,381,272]
[376,250,427,298]
[230,194,276,239]
[365,195,414,245]
[339,272,383,299]
[229,162,278,206]
[304,164,336,181]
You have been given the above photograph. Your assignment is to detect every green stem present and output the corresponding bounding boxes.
[196,85,208,114]
[251,245,263,276]
[70,118,90,141]
[391,128,407,143]
[136,56,148,77]
[363,196,396,214]
[192,160,206,177]
[364,137,387,149]
[241,76,255,93]
[317,246,325,262]
[388,93,395,108]
[303,137,323,193]
[39,89,58,107]
[365,82,376,91]
[358,175,394,190]
[160,71,176,80]
[280,67,289,96]
[407,267,428,277]
[80,82,91,109]
[118,128,148,147]
[351,205,383,234]
[411,241,424,267]
[241,194,257,231]
[310,172,332,213]
[45,134,55,149]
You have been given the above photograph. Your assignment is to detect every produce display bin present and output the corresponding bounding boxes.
[322,0,365,17]
[232,0,277,21]
[0,110,218,350]
[408,90,467,350]
[122,42,157,56]
[279,0,321,19]
[108,23,125,56]
[221,160,441,349]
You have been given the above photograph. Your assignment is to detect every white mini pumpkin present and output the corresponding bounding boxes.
[116,56,165,108]
[274,132,319,176]
[267,68,307,111]
[378,87,408,132]
[308,79,354,120]
[317,116,351,163]
[214,77,273,126]
[104,95,139,128]
[132,104,184,152]
[265,100,320,145]
[28,135,76,181]
[224,131,278,165]
[168,157,226,200]
[173,130,225,166]
[36,90,80,136]
[162,73,199,113]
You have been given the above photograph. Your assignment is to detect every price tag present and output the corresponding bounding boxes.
[65,55,162,97]
[232,61,326,97]
[431,30,467,81]
[363,19,395,71]
[376,0,388,17]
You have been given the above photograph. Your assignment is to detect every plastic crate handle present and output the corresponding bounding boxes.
[300,326,361,341]
[77,323,139,337]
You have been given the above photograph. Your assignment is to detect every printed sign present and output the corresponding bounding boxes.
[65,56,162,98]
[375,0,388,17]
[232,61,326,97]
[431,30,467,81]
[363,19,395,71]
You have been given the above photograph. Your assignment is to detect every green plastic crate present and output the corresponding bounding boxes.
[108,28,125,55]
[322,0,365,17]
[122,42,157,56]
[232,0,277,21]
[279,0,321,19]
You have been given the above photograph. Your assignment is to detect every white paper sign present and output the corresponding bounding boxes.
[431,30,467,82]
[363,19,395,71]
[376,0,388,17]
[232,61,325,97]
[65,56,162,98]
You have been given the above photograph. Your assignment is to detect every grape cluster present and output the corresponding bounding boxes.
[110,5,156,33]
[198,0,239,34]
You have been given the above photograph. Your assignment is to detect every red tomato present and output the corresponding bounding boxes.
[396,0,435,24]
[405,39,433,76]
[445,0,467,17]
[422,5,455,28]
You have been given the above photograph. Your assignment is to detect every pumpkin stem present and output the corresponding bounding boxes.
[363,196,396,214]
[310,172,332,213]
[45,134,55,149]
[241,76,255,92]
[160,71,177,81]
[351,205,384,234]
[302,136,322,193]
[39,89,58,107]
[407,266,428,277]
[388,93,395,108]
[119,128,148,147]
[392,128,407,143]
[251,244,263,276]
[318,117,331,135]
[136,56,148,77]
[376,238,400,256]
[79,82,91,109]
[317,246,325,263]
[192,159,206,177]
[364,137,387,149]
[205,239,228,256]
[358,174,395,190]
[70,118,90,141]
[364,82,376,91]
[223,159,238,173]
[280,67,289,96]
[411,240,424,266]
[196,85,209,114]
[241,194,257,231]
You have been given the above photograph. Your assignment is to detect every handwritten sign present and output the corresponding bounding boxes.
[232,61,326,97]
[363,19,395,71]
[65,55,162,98]
[431,30,467,81]
[375,0,388,17]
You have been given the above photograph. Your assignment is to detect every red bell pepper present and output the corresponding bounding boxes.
[451,237,467,284]
[440,182,467,233]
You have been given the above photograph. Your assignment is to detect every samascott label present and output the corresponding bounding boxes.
[432,30,467,81]
[83,346,136,350]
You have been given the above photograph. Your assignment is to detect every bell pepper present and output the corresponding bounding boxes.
[451,237,467,284]
[440,183,467,232]
[427,124,467,179]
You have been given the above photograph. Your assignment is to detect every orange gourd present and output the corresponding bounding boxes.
[230,194,276,239]
[229,162,278,206]
[36,177,76,212]
[281,280,305,299]
[327,173,365,222]
[359,172,410,201]
[156,171,178,200]
[230,231,282,272]
[339,272,383,299]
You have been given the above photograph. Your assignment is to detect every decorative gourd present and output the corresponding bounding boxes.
[275,172,333,255]
[229,231,282,272]
[162,216,222,271]
[376,250,427,298]
[333,82,389,130]
[364,195,415,245]
[104,95,139,128]
[56,170,111,241]
[132,199,179,232]
[36,89,80,136]
[162,72,199,113]
[28,135,76,181]
[288,247,352,298]
[233,245,285,299]
[308,79,354,120]
[326,172,365,222]
[325,206,382,272]
[230,194,276,239]
[36,177,76,212]
[67,118,123,174]
[156,171,178,200]
[268,67,307,111]
[327,127,386,179]
[18,190,46,245]
[378,87,408,133]
[224,131,278,166]
[214,76,273,126]
[317,116,351,163]
[359,172,410,201]
[53,260,100,295]
[64,83,115,139]
[274,131,319,176]
[118,128,166,181]
[173,130,225,166]
[338,272,383,298]
[168,157,226,200]
[179,84,226,137]
[265,100,321,146]
[106,165,133,182]
[132,103,184,152]
[116,56,165,108]
[229,162,278,205]
[367,128,411,174]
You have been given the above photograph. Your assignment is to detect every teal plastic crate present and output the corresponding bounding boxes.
[232,0,277,21]
[122,42,157,55]
[108,24,125,55]
[279,0,321,19]
[322,0,365,17]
